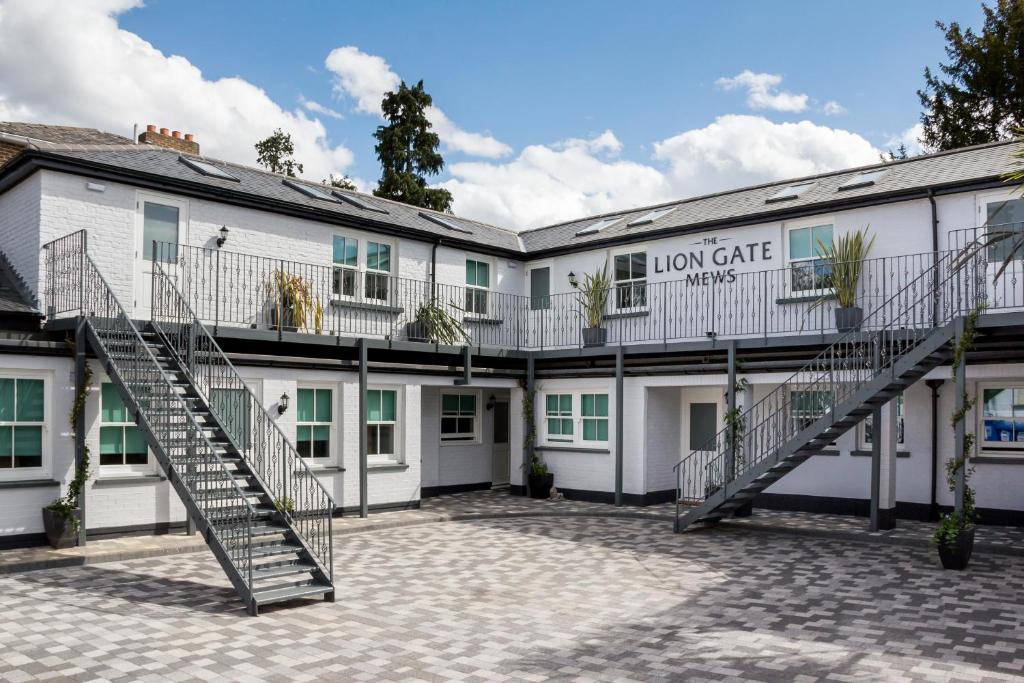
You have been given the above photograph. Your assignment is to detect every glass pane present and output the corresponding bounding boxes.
[811,225,834,256]
[441,394,459,413]
[296,389,314,423]
[614,254,630,281]
[101,383,126,423]
[582,394,595,417]
[559,394,572,414]
[477,262,490,288]
[297,432,311,458]
[332,237,357,267]
[367,390,381,422]
[630,252,646,279]
[0,379,12,421]
[530,267,550,311]
[546,394,557,414]
[0,426,9,468]
[367,242,378,271]
[473,290,488,315]
[560,418,573,435]
[595,394,609,417]
[441,417,458,434]
[457,417,473,434]
[124,427,147,458]
[315,389,332,422]
[312,426,330,458]
[987,198,1024,226]
[367,424,378,455]
[596,420,608,441]
[583,419,596,441]
[297,425,311,442]
[376,244,391,272]
[789,227,810,260]
[547,418,561,435]
[142,203,179,262]
[983,388,1010,417]
[13,426,41,467]
[378,424,394,454]
[460,394,475,413]
[16,379,43,422]
[689,403,717,451]
[99,426,123,455]
[381,390,396,422]
[466,260,476,286]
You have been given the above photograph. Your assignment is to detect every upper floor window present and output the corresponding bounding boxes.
[366,242,391,302]
[331,236,393,302]
[332,236,358,297]
[981,192,1024,263]
[613,251,647,310]
[297,387,332,460]
[465,259,490,316]
[787,222,833,294]
[0,378,44,470]
[99,383,148,468]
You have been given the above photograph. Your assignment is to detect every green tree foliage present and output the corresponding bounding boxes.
[918,0,1024,151]
[373,80,453,212]
[323,173,357,191]
[255,128,304,177]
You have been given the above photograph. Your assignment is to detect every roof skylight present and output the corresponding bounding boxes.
[766,181,816,203]
[574,217,622,236]
[282,179,338,202]
[627,207,676,227]
[178,156,239,181]
[332,190,389,214]
[418,211,473,234]
[838,168,889,191]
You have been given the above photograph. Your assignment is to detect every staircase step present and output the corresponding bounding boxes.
[249,523,289,538]
[252,581,332,606]
[250,542,304,560]
[251,562,318,582]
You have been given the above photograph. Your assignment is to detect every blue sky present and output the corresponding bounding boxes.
[0,0,985,228]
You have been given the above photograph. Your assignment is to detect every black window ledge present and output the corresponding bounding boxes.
[300,465,345,474]
[604,310,649,321]
[971,456,1024,465]
[330,298,404,315]
[777,293,836,305]
[535,445,610,454]
[0,478,60,490]
[93,474,167,487]
[463,316,503,326]
[850,449,911,458]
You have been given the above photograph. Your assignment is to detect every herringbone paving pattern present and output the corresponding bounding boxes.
[2,516,1023,681]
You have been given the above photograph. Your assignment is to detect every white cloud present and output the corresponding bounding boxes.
[324,45,511,158]
[715,70,808,113]
[822,100,846,116]
[300,97,344,120]
[886,123,925,156]
[0,0,354,180]
[443,116,881,230]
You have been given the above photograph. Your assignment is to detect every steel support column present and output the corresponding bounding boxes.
[359,339,368,519]
[725,340,737,483]
[454,345,472,386]
[614,345,624,507]
[74,319,87,547]
[869,332,882,532]
[953,317,966,514]
[524,353,535,496]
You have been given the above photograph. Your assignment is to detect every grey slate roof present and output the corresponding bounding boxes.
[0,122,132,146]
[518,140,1023,253]
[0,251,37,315]
[31,144,525,253]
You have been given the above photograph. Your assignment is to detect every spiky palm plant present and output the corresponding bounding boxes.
[573,264,612,328]
[812,227,876,309]
[414,299,470,345]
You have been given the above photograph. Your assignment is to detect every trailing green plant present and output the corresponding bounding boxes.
[811,226,876,309]
[274,497,295,514]
[934,304,985,545]
[46,338,94,533]
[520,381,537,451]
[528,452,549,477]
[266,270,321,333]
[414,299,469,345]
[571,264,612,328]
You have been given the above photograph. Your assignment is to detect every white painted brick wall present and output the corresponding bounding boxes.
[0,172,41,296]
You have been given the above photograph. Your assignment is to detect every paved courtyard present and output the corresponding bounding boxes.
[2,516,1024,682]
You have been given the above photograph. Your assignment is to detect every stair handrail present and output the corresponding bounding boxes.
[149,255,334,582]
[673,246,984,509]
[43,230,258,589]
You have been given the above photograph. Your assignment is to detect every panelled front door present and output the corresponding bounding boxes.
[134,193,187,319]
[491,400,510,486]
[682,387,722,498]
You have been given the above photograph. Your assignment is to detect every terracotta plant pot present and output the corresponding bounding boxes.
[41,507,78,549]
[938,526,975,570]
[528,472,554,499]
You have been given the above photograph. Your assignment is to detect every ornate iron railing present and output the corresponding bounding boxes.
[673,244,985,515]
[948,222,1024,312]
[155,241,943,350]
[42,230,257,590]
[150,257,334,581]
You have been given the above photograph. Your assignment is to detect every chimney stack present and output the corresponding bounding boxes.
[138,123,199,155]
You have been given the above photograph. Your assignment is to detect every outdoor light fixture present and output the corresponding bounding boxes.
[486,394,496,411]
[216,225,229,248]
[568,271,578,288]
[278,391,289,415]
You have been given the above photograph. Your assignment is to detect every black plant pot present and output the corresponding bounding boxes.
[268,305,299,333]
[938,526,975,570]
[834,306,864,333]
[582,326,607,347]
[42,507,78,549]
[528,472,554,499]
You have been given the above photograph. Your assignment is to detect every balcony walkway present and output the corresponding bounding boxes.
[2,490,1022,574]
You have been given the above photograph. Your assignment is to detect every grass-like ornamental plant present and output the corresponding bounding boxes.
[814,226,876,309]
[572,264,611,328]
[414,299,470,345]
[267,270,322,333]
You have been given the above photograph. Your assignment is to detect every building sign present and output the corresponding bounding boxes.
[653,236,774,285]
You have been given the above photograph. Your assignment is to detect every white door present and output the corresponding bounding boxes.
[491,399,510,486]
[526,264,552,347]
[680,387,722,501]
[977,190,1024,312]
[134,193,187,319]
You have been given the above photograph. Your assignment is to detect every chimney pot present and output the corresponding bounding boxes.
[159,127,169,136]
[172,130,181,139]
[146,124,156,133]
[184,133,194,142]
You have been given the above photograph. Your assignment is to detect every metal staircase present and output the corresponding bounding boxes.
[673,249,982,532]
[43,231,334,614]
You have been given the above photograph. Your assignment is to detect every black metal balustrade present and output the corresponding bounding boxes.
[948,222,1024,313]
[154,241,942,350]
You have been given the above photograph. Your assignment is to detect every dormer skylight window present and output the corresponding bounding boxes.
[575,217,621,236]
[332,190,389,214]
[283,179,338,202]
[419,211,473,234]
[179,156,239,181]
[627,207,676,227]
[838,169,889,191]
[766,181,816,203]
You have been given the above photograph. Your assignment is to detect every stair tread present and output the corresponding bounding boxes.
[250,542,304,559]
[252,581,332,605]
[252,562,318,581]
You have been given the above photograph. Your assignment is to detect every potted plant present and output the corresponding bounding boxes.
[572,265,611,347]
[409,299,470,345]
[527,452,554,499]
[266,270,321,333]
[813,227,875,333]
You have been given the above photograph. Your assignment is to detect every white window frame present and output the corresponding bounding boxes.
[977,381,1024,455]
[439,389,481,445]
[331,235,360,300]
[540,389,611,447]
[789,388,834,435]
[976,189,1024,269]
[364,239,394,303]
[464,256,494,318]
[296,384,337,464]
[367,386,402,465]
[579,392,610,445]
[98,379,153,477]
[0,371,51,481]
[859,393,905,450]
[784,216,835,297]
[329,234,396,304]
[610,246,648,312]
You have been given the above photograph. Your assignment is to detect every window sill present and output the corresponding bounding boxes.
[776,293,835,305]
[329,298,403,315]
[604,309,649,321]
[440,438,482,447]
[300,465,345,474]
[463,316,502,326]
[367,462,408,471]
[535,445,610,454]
[0,478,60,490]
[850,449,911,458]
[971,455,1024,465]
[93,474,166,487]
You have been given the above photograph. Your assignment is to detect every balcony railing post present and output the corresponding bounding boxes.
[214,248,220,336]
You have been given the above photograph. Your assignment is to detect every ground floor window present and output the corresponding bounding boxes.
[790,389,833,433]
[368,388,399,461]
[0,377,44,470]
[979,383,1024,451]
[860,393,905,449]
[441,392,477,443]
[581,393,609,442]
[99,383,148,467]
[297,387,332,459]
[545,393,573,443]
[542,391,610,446]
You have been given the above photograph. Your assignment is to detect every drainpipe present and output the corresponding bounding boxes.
[926,378,943,521]
[928,188,940,324]
[430,239,440,300]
